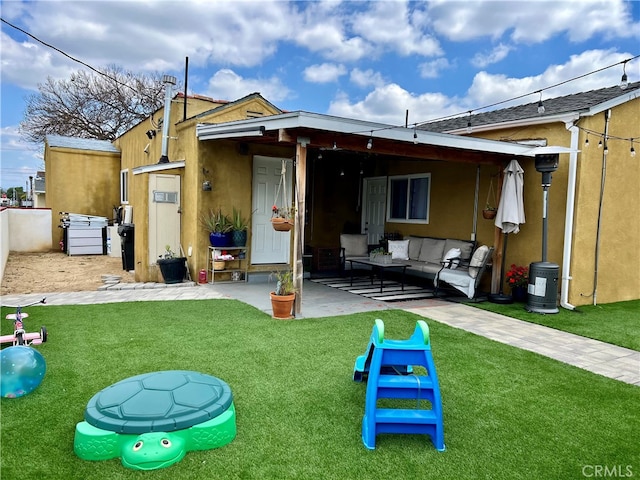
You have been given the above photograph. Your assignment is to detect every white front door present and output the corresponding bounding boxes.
[362,176,387,245]
[149,173,181,264]
[251,156,292,264]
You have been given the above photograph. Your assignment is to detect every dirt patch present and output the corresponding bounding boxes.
[1,251,135,295]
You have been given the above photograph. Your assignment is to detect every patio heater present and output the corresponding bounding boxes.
[526,153,560,314]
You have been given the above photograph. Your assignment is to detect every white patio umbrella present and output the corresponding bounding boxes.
[490,159,525,303]
[494,159,525,233]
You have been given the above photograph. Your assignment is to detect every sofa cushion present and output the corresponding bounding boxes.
[468,245,490,278]
[406,236,423,260]
[388,239,410,260]
[340,234,368,257]
[443,247,462,269]
[418,238,446,264]
[443,239,474,261]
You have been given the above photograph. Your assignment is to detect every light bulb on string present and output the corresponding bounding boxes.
[620,61,629,90]
[466,112,473,133]
[584,133,589,147]
[598,139,603,148]
[537,91,545,114]
[413,127,418,144]
[631,140,636,157]
[366,132,373,150]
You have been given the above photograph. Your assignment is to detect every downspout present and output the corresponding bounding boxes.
[561,120,580,310]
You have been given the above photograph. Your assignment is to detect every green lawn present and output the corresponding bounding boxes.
[467,299,640,351]
[1,300,638,479]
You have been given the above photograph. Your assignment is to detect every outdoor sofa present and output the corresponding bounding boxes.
[340,234,493,299]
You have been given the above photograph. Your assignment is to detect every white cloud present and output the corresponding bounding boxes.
[471,44,512,68]
[418,58,453,78]
[351,1,442,57]
[206,69,292,103]
[350,68,385,88]
[0,32,76,90]
[427,0,638,44]
[328,84,464,125]
[303,63,347,83]
[328,48,635,124]
[466,49,633,108]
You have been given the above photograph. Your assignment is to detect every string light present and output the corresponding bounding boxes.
[620,61,629,90]
[366,132,373,150]
[598,138,603,148]
[332,141,338,150]
[584,133,589,147]
[413,126,418,144]
[631,140,636,157]
[537,91,545,114]
[466,112,473,133]
[603,139,609,155]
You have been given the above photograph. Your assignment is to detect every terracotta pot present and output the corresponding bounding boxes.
[271,218,293,231]
[482,209,497,220]
[270,292,295,319]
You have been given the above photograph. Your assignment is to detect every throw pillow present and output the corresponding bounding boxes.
[443,239,474,261]
[468,245,490,278]
[406,236,422,260]
[443,247,461,269]
[388,239,410,260]
[418,238,446,264]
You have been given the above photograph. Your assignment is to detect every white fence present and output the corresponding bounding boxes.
[0,207,52,285]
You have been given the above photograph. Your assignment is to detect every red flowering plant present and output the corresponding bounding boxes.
[506,264,528,288]
[271,204,295,220]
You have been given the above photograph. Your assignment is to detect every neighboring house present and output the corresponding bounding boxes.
[43,82,639,311]
[33,171,46,208]
[422,82,640,307]
[44,136,121,245]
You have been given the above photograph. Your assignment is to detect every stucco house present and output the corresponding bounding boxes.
[42,81,639,311]
[422,82,639,308]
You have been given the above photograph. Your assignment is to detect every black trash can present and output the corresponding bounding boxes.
[526,261,559,314]
[118,223,135,271]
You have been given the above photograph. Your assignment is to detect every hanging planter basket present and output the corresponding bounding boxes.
[482,209,497,220]
[271,217,294,232]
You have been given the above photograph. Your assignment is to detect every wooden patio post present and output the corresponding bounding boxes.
[293,141,307,314]
[491,168,505,293]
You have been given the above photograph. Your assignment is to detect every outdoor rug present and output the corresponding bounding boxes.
[310,276,435,302]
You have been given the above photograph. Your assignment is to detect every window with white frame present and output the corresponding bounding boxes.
[387,174,430,223]
[120,169,129,204]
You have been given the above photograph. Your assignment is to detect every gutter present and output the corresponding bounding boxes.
[561,118,580,310]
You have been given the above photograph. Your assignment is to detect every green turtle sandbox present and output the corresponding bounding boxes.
[74,370,236,471]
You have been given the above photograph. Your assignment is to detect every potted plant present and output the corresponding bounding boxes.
[483,175,498,219]
[271,204,295,232]
[506,264,529,302]
[482,203,497,219]
[231,207,249,247]
[369,247,392,264]
[202,208,233,247]
[269,269,296,319]
[157,245,187,284]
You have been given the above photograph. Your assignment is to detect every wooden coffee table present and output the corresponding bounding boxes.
[347,259,409,293]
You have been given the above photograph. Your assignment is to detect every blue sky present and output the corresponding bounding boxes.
[1,0,639,190]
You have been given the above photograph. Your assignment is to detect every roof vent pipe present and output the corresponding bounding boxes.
[158,75,177,164]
